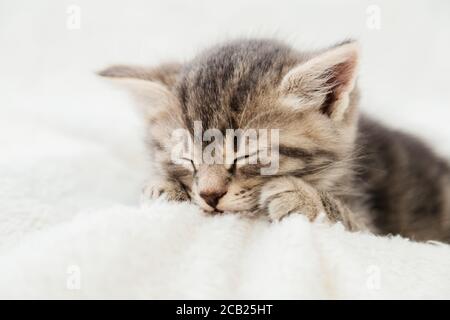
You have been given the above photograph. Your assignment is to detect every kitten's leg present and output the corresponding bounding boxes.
[141,178,190,202]
[259,177,365,231]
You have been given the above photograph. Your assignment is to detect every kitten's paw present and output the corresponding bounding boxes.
[259,177,324,222]
[142,183,164,200]
[141,180,190,203]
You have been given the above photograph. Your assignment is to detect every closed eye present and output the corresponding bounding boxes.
[228,152,258,173]
[181,157,196,172]
[235,153,250,163]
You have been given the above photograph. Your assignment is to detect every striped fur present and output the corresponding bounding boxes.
[100,39,450,243]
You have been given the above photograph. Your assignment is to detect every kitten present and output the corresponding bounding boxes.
[99,39,450,243]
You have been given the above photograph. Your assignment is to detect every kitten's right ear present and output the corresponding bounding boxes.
[280,41,359,123]
[97,63,181,117]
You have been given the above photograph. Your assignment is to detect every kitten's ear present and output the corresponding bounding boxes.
[280,41,359,122]
[98,63,180,87]
[97,63,181,117]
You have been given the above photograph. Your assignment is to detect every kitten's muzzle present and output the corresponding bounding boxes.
[200,190,227,209]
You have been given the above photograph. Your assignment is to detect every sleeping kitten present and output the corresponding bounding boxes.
[99,39,450,243]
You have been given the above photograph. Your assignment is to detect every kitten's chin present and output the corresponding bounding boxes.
[194,198,261,217]
[193,195,258,213]
[216,203,256,213]
[198,205,250,214]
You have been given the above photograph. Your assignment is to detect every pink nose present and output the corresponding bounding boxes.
[200,190,227,208]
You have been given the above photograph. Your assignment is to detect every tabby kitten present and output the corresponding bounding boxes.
[99,39,450,243]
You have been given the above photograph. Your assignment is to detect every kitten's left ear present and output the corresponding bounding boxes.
[98,63,180,88]
[280,41,359,122]
[97,63,181,118]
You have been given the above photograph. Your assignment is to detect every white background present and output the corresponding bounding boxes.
[2,0,450,142]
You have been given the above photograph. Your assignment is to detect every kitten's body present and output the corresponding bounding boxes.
[355,116,450,242]
[100,39,450,243]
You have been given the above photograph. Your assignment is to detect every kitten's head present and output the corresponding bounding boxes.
[99,39,360,213]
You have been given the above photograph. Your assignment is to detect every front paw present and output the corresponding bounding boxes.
[259,177,324,221]
[141,180,190,203]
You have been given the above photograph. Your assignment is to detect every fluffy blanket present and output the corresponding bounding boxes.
[1,77,450,299]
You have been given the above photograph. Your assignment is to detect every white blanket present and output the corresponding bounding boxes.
[1,79,450,299]
[1,0,450,299]
[1,201,450,299]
